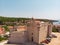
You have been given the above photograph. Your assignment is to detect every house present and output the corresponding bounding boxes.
[0,26,5,35]
[8,26,16,32]
[8,18,56,45]
[17,25,27,31]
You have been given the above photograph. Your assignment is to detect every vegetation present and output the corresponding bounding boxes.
[2,25,10,32]
[52,26,58,32]
[0,16,30,22]
[0,16,57,24]
[0,35,8,41]
[0,16,30,26]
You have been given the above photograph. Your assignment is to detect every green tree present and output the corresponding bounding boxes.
[52,26,58,32]
[2,25,10,32]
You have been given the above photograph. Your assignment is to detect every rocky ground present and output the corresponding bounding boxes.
[47,32,60,45]
[0,40,8,45]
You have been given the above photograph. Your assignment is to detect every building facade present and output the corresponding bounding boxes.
[8,18,53,44]
[27,19,53,44]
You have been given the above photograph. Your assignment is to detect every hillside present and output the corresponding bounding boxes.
[0,16,30,22]
[0,16,58,25]
[0,16,30,25]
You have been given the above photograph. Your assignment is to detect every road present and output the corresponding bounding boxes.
[47,32,60,45]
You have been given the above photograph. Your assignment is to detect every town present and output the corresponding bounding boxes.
[0,0,60,45]
[0,16,59,45]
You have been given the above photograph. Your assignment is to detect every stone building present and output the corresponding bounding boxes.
[8,18,55,45]
[27,18,53,44]
[8,25,28,44]
[17,25,27,31]
[8,31,28,44]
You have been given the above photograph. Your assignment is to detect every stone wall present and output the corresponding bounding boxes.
[39,22,48,43]
[8,31,28,44]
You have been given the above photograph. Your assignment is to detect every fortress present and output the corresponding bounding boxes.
[8,18,53,45]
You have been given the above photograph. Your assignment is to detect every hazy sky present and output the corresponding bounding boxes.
[0,0,60,20]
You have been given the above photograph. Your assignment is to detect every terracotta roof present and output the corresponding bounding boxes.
[8,26,14,29]
[0,27,5,34]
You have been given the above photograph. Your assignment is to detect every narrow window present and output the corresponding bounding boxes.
[31,37,33,42]
[32,33,33,35]
[37,27,40,31]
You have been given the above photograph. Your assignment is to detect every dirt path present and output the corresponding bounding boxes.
[47,32,60,45]
[0,40,8,45]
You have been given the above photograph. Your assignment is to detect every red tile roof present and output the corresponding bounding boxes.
[0,28,5,34]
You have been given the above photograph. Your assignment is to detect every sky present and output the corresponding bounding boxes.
[0,0,60,20]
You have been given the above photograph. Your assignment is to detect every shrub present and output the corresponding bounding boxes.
[0,36,3,41]
[52,26,58,32]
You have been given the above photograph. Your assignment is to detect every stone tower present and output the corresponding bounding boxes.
[27,18,53,44]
